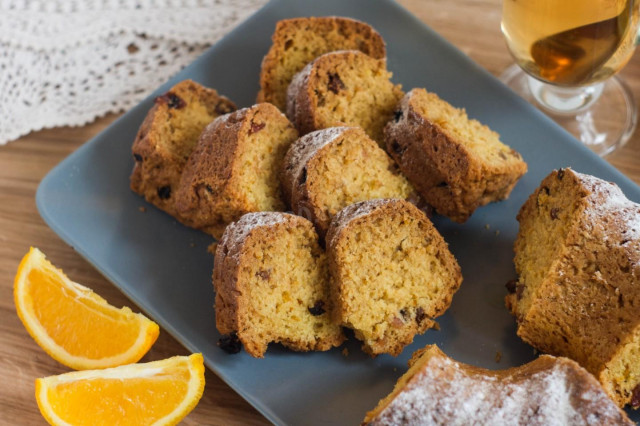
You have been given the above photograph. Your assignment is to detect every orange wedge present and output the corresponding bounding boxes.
[14,247,159,370]
[36,353,205,426]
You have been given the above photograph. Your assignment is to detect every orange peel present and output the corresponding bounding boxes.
[14,247,159,370]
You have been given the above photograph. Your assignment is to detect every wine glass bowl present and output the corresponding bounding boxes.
[500,0,640,155]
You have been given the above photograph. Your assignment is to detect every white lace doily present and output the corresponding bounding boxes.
[0,0,269,145]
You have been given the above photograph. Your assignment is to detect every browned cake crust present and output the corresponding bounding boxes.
[286,50,403,145]
[280,126,415,237]
[327,199,462,356]
[130,80,236,219]
[508,168,640,408]
[384,88,527,222]
[363,345,633,425]
[213,212,345,358]
[257,16,386,111]
[174,103,298,238]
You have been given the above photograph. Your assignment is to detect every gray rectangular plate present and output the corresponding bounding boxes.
[36,0,640,423]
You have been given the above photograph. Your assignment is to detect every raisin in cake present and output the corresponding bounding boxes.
[364,345,632,425]
[281,126,415,237]
[130,80,236,218]
[257,16,386,111]
[384,88,527,222]
[213,212,345,358]
[507,168,640,408]
[286,50,403,146]
[174,103,298,238]
[326,199,461,356]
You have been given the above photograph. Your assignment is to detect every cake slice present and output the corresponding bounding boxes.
[174,103,298,238]
[281,126,416,237]
[213,212,345,358]
[364,345,632,425]
[130,80,236,218]
[327,199,462,356]
[384,88,527,222]
[257,16,386,111]
[508,168,640,407]
[286,50,403,146]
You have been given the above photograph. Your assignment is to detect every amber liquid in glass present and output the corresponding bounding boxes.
[503,0,639,86]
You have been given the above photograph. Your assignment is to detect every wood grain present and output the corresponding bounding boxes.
[1,1,639,424]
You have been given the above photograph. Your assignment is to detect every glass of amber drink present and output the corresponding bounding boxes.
[501,0,640,156]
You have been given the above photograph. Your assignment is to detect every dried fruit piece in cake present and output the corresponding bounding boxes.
[508,168,640,407]
[286,50,403,146]
[281,126,415,237]
[130,80,236,218]
[326,199,462,356]
[257,17,386,111]
[213,212,345,358]
[363,345,632,425]
[384,88,527,222]
[174,103,298,238]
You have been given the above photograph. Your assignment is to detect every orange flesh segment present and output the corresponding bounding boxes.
[14,247,159,369]
[36,354,205,426]
[45,373,188,425]
[28,268,140,358]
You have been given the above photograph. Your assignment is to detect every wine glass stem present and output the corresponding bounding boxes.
[526,76,605,115]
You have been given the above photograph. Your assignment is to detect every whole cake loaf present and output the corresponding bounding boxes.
[280,126,415,237]
[130,80,236,218]
[326,199,461,356]
[174,103,298,238]
[213,212,344,358]
[507,168,640,408]
[384,88,527,222]
[286,50,403,145]
[363,345,632,425]
[257,16,386,111]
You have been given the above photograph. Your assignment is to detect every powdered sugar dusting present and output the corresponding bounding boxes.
[368,352,630,425]
[573,171,640,242]
[326,198,399,249]
[283,127,352,202]
[217,212,296,261]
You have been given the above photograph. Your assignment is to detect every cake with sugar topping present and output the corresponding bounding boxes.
[507,168,640,408]
[326,199,461,356]
[257,16,386,111]
[130,79,236,219]
[280,126,415,237]
[286,50,403,146]
[174,102,298,238]
[213,212,344,358]
[363,345,632,425]
[384,88,527,222]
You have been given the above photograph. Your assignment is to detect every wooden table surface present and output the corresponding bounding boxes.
[2,1,640,424]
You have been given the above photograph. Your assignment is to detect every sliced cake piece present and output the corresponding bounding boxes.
[326,199,462,356]
[174,103,298,238]
[286,50,403,146]
[257,16,386,111]
[213,212,345,358]
[281,126,416,237]
[384,88,527,222]
[364,345,632,425]
[130,79,236,218]
[508,168,640,408]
